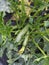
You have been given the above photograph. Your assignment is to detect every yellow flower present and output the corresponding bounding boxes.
[18,46,25,54]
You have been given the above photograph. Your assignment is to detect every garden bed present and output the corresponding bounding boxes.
[0,0,49,65]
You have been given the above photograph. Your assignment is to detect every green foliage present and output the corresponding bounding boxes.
[0,0,49,65]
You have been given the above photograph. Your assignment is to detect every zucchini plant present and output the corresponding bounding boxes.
[0,0,49,65]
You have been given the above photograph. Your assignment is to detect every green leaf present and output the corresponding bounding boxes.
[33,0,43,7]
[43,57,49,65]
[0,34,2,44]
[44,21,49,27]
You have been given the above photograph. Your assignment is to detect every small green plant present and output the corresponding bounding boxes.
[0,0,49,65]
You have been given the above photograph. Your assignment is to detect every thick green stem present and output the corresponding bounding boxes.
[15,24,29,43]
[32,38,46,56]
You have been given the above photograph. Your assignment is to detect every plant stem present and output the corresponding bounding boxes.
[32,38,46,56]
